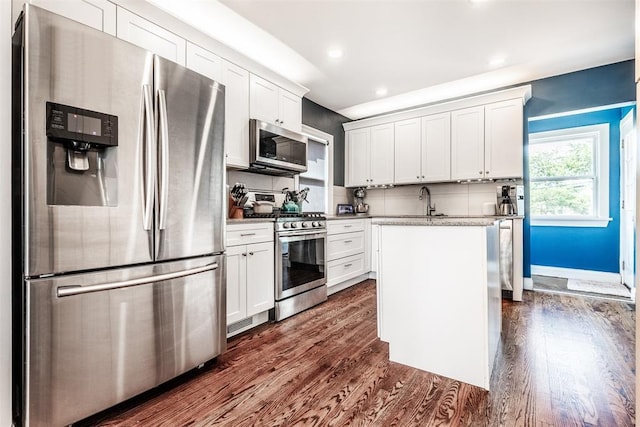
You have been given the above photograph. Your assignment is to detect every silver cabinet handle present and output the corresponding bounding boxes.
[242,253,247,257]
[479,171,483,174]
[344,263,353,268]
[240,233,257,237]
[158,89,170,230]
[344,225,353,228]
[249,252,254,255]
[57,263,219,297]
[141,84,155,231]
[486,171,490,174]
[344,240,353,243]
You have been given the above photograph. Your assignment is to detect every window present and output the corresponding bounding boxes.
[297,125,333,214]
[528,123,609,227]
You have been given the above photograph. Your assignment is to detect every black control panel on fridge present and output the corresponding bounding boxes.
[46,102,118,147]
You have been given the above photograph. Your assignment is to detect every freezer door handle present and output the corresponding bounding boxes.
[56,262,219,297]
[142,84,156,231]
[158,89,169,231]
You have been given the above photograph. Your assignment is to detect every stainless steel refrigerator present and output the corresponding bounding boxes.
[12,5,226,426]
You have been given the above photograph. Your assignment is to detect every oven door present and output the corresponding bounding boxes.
[276,230,326,300]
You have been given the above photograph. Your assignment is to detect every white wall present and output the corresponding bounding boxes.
[356,182,512,217]
[1,1,13,425]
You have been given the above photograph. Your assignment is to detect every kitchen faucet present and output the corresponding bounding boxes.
[418,186,436,216]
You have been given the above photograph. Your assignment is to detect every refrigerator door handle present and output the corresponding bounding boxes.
[158,89,169,230]
[142,84,156,231]
[56,262,219,297]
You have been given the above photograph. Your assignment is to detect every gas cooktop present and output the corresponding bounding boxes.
[244,211,326,220]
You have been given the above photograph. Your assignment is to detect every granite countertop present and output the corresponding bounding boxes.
[372,216,499,226]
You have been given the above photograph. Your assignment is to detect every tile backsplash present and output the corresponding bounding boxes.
[340,181,522,216]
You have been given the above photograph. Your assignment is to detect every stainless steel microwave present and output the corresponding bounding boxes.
[248,119,308,176]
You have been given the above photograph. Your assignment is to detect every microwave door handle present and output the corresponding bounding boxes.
[142,84,155,231]
[157,89,169,231]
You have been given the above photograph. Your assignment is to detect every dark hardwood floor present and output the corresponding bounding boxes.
[85,280,635,427]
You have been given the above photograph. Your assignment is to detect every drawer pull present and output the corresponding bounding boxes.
[344,225,353,228]
[344,240,353,244]
[344,263,353,268]
[240,233,257,237]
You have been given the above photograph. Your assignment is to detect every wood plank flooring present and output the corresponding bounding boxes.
[82,280,635,427]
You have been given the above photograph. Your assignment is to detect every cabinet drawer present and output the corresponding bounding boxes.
[226,223,273,246]
[327,218,366,235]
[327,231,365,261]
[327,253,365,287]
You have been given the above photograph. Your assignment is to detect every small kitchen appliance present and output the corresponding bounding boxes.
[496,185,524,216]
[353,187,369,214]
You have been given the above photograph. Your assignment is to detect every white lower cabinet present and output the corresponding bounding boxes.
[327,218,370,292]
[226,223,274,335]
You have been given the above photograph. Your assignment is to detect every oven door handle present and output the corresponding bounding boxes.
[277,231,327,240]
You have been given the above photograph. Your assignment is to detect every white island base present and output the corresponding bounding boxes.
[376,219,501,390]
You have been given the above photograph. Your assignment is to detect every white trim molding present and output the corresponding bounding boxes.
[531,265,621,283]
[523,277,534,291]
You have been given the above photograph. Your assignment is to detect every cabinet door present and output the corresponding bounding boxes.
[422,112,451,182]
[116,7,186,65]
[370,124,395,185]
[451,106,485,180]
[226,245,247,324]
[249,74,279,125]
[345,128,370,187]
[246,241,275,317]
[484,99,523,179]
[185,42,223,82]
[394,118,422,184]
[278,89,302,132]
[223,61,250,168]
[31,0,116,35]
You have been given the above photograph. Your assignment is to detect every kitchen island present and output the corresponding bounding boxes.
[374,217,500,390]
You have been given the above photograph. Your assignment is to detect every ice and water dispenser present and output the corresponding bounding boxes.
[46,102,118,206]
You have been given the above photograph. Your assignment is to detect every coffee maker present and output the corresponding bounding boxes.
[496,185,524,216]
[353,187,369,214]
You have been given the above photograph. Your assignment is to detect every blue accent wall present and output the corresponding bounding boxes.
[528,108,628,273]
[522,60,635,277]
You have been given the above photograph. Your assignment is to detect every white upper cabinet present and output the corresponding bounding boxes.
[186,43,250,169]
[222,61,250,169]
[451,100,523,180]
[370,124,395,186]
[451,106,486,180]
[346,124,394,187]
[394,114,451,184]
[185,42,223,82]
[29,0,116,35]
[394,118,422,184]
[346,128,370,187]
[116,7,186,65]
[422,113,451,182]
[250,74,302,132]
[484,99,523,179]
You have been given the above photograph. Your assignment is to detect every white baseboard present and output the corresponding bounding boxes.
[524,277,533,290]
[530,265,621,283]
[328,274,370,296]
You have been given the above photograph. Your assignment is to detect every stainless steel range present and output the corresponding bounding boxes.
[246,212,327,321]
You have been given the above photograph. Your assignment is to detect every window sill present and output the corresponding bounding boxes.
[530,217,612,228]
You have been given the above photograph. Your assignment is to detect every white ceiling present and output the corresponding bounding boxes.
[153,0,635,120]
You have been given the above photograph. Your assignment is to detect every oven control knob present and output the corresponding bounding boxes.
[283,222,290,229]
[291,222,298,228]
[312,221,319,227]
[302,222,310,228]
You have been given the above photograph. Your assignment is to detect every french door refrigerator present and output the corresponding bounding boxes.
[12,5,226,426]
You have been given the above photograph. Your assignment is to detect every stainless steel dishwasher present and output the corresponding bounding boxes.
[499,219,514,298]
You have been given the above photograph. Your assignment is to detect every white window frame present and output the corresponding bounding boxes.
[528,123,610,227]
[295,124,333,214]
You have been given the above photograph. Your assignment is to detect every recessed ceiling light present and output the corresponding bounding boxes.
[489,56,506,67]
[328,48,343,59]
[376,87,388,96]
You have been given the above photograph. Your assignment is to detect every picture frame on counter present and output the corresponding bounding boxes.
[336,204,354,215]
